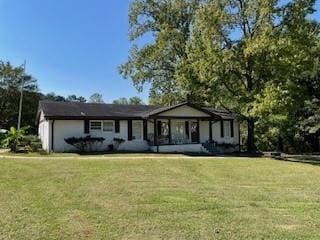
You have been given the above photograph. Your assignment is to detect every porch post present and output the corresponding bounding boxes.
[168,119,172,144]
[209,120,213,143]
[153,118,157,146]
[197,119,200,143]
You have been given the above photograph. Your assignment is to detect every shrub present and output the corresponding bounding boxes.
[113,138,125,144]
[0,133,6,148]
[65,136,105,152]
[2,127,27,152]
[2,126,43,152]
[23,135,42,152]
[113,138,125,151]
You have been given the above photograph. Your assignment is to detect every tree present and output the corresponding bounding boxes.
[0,61,39,130]
[129,96,144,105]
[42,92,66,102]
[113,96,144,105]
[119,0,201,105]
[89,93,104,103]
[176,0,318,151]
[112,97,129,105]
[66,94,87,102]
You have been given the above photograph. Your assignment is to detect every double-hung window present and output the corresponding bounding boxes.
[90,121,102,130]
[103,121,114,132]
[224,121,231,137]
[132,121,142,140]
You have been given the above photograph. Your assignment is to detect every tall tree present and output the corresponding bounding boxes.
[177,0,318,151]
[0,61,38,130]
[42,92,66,102]
[112,96,144,105]
[89,93,104,103]
[66,94,87,102]
[119,0,201,105]
[113,97,129,105]
[129,96,144,105]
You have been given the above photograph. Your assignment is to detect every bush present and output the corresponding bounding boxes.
[65,135,105,152]
[23,135,42,152]
[0,133,6,148]
[2,127,27,152]
[1,127,42,153]
[113,137,125,150]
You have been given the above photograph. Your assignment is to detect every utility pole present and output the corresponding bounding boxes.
[17,60,26,130]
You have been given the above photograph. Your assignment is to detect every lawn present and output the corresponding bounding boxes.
[0,155,320,240]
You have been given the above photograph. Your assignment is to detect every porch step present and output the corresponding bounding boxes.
[201,142,218,154]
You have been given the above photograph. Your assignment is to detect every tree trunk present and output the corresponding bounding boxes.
[277,136,283,152]
[247,118,256,152]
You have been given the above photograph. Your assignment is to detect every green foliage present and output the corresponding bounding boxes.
[2,127,27,152]
[299,99,320,134]
[112,96,144,105]
[0,61,39,130]
[89,93,104,103]
[64,136,105,152]
[23,135,43,152]
[119,0,201,105]
[66,94,87,102]
[122,0,319,152]
[0,133,6,148]
[112,97,129,105]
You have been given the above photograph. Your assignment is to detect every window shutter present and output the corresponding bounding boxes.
[185,121,189,137]
[115,120,120,133]
[230,120,234,138]
[143,120,148,140]
[220,120,224,138]
[84,120,89,134]
[157,121,162,136]
[128,120,132,140]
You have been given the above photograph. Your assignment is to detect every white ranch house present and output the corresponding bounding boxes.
[37,101,240,153]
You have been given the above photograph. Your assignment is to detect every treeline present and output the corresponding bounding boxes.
[120,0,320,153]
[0,61,144,131]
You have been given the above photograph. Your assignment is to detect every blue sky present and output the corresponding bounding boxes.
[0,0,319,104]
[0,0,150,103]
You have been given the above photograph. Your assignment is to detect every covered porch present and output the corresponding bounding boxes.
[148,117,219,146]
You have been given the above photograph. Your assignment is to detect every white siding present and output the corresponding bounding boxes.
[50,120,131,152]
[46,119,155,152]
[158,105,210,117]
[38,111,50,152]
[53,120,86,152]
[200,120,209,143]
[212,120,239,145]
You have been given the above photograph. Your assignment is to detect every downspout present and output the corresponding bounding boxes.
[51,120,55,152]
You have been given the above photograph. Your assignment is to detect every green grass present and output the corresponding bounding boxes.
[0,155,320,239]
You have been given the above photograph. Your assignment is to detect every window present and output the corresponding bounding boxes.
[103,121,114,132]
[90,121,102,130]
[160,122,169,136]
[224,121,231,137]
[132,121,142,140]
[175,121,184,135]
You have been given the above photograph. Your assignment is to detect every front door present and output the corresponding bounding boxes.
[190,121,199,143]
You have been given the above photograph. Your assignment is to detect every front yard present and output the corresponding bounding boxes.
[0,155,320,239]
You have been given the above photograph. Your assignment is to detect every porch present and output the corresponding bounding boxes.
[148,118,218,146]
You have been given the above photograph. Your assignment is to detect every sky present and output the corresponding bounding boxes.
[0,0,150,103]
[0,0,320,104]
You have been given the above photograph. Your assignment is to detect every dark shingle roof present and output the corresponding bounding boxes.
[38,101,236,120]
[202,107,236,119]
[38,101,159,119]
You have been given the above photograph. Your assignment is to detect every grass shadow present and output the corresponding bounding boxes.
[271,155,320,167]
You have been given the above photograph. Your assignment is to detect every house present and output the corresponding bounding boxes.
[37,101,240,153]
